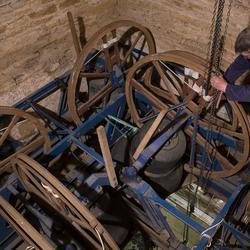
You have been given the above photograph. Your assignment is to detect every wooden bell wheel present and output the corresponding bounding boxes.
[12,153,119,250]
[0,106,50,173]
[67,20,156,126]
[125,51,250,179]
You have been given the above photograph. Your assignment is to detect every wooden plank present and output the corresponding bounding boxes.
[97,125,118,188]
[79,72,110,78]
[67,11,81,56]
[133,109,168,160]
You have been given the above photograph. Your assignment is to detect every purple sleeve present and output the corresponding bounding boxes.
[226,84,250,102]
[224,55,250,84]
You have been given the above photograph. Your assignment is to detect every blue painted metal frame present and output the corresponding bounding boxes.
[196,183,245,249]
[14,72,70,111]
[1,53,249,249]
[47,95,126,160]
[222,222,250,249]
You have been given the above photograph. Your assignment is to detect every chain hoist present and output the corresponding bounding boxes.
[202,0,233,178]
[184,0,233,244]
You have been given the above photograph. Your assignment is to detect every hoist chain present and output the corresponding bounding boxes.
[204,0,220,81]
[202,0,233,179]
[185,0,233,244]
[216,0,233,71]
[204,0,226,94]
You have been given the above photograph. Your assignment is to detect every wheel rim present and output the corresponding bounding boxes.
[12,153,119,250]
[0,196,54,250]
[0,107,50,173]
[125,51,250,178]
[67,20,156,126]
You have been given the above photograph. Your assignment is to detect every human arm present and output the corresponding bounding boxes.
[211,74,250,102]
[225,84,250,102]
[211,75,227,92]
[210,55,249,92]
[211,55,250,102]
[224,54,250,84]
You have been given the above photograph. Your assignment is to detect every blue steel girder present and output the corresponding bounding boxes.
[5,64,249,250]
[222,222,250,249]
[0,175,19,244]
[133,113,190,171]
[14,73,70,111]
[139,183,247,249]
[198,126,243,153]
[46,95,126,161]
[196,183,245,249]
[29,102,71,134]
[123,174,206,234]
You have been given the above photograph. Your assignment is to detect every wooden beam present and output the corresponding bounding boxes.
[133,109,168,160]
[97,125,118,188]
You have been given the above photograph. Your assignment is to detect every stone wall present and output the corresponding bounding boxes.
[0,0,119,105]
[117,0,250,68]
[0,0,249,105]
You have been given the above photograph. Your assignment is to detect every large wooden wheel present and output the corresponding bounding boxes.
[125,51,250,179]
[0,196,54,250]
[12,153,119,250]
[0,107,50,173]
[67,20,156,126]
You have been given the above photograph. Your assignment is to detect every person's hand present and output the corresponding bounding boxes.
[211,74,228,92]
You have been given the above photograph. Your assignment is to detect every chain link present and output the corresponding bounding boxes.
[184,0,233,243]
[204,0,226,94]
[217,0,233,70]
[201,0,233,184]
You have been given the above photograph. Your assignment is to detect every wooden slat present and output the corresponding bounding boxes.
[67,11,81,56]
[0,115,19,146]
[97,126,118,188]
[133,109,168,160]
[152,61,179,103]
[79,72,110,78]
[123,31,143,62]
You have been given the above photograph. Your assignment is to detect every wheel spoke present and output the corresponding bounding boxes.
[199,120,244,140]
[136,36,146,60]
[0,196,54,249]
[186,127,235,170]
[131,78,166,110]
[152,61,179,103]
[0,115,19,146]
[123,31,143,62]
[102,35,113,72]
[160,61,184,95]
[78,82,113,116]
[111,29,120,65]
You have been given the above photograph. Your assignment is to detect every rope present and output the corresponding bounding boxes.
[25,246,35,250]
[159,61,212,101]
[84,49,103,66]
[201,218,224,248]
[41,182,60,199]
[95,228,105,250]
[83,36,119,66]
